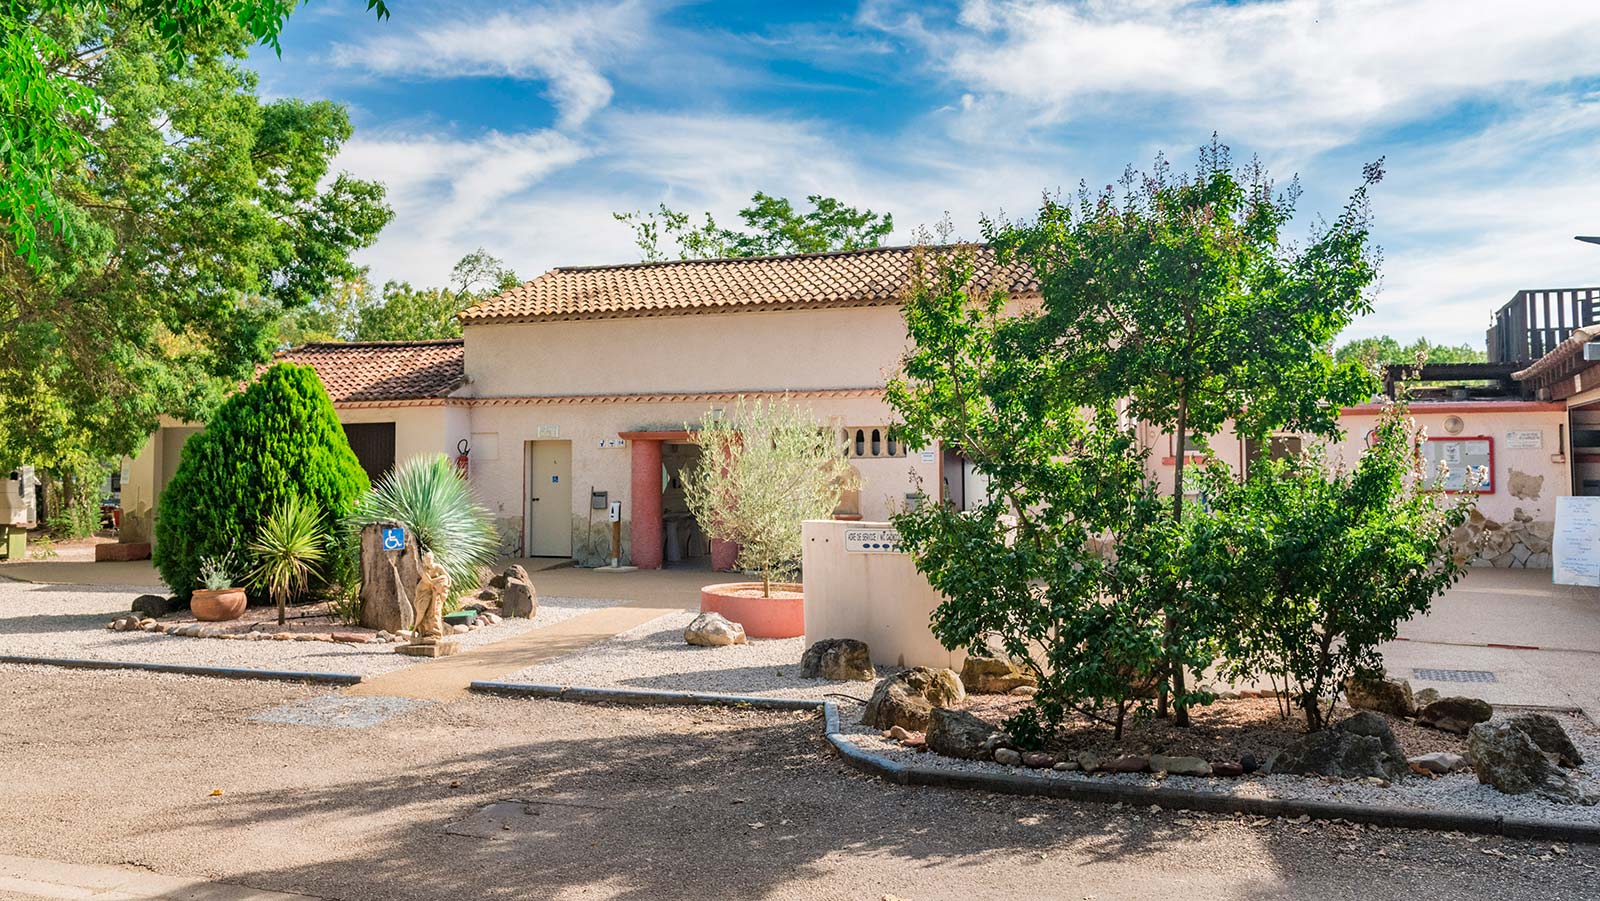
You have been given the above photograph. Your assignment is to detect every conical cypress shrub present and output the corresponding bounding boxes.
[154,363,368,600]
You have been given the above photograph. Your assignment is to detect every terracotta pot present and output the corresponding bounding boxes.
[699,581,804,639]
[191,588,247,622]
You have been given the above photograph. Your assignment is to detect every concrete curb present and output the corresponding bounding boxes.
[0,654,366,685]
[467,680,1600,845]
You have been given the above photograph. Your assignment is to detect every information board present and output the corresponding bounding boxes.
[845,527,904,554]
[1553,495,1600,586]
[1420,437,1493,493]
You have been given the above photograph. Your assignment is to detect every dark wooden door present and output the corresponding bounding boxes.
[343,422,396,485]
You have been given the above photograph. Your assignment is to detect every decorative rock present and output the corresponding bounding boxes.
[993,748,1023,766]
[1053,760,1081,772]
[1149,754,1212,777]
[1269,711,1408,780]
[1466,721,1590,804]
[1211,761,1245,778]
[450,624,470,634]
[1413,688,1440,708]
[1504,713,1584,768]
[272,632,293,641]
[861,667,965,732]
[500,578,537,619]
[1010,686,1037,697]
[799,638,876,682]
[886,725,915,742]
[1022,751,1056,768]
[1101,755,1150,774]
[358,522,420,633]
[488,564,530,590]
[1408,751,1469,775]
[1417,696,1494,734]
[332,632,369,644]
[1344,674,1415,718]
[1076,752,1102,773]
[476,587,501,602]
[928,713,998,761]
[959,655,1039,694]
[684,612,747,647]
[131,594,175,619]
[143,622,165,633]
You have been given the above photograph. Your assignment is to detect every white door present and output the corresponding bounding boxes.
[526,440,573,557]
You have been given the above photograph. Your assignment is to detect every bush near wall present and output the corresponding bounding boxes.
[154,364,368,601]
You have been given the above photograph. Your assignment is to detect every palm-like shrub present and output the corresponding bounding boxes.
[343,454,498,607]
[247,494,327,626]
[154,363,368,600]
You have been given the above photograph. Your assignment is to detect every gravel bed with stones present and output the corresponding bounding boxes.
[0,579,617,676]
[836,709,1600,826]
[499,609,896,703]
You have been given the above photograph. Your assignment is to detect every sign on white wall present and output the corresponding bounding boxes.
[1553,495,1600,586]
[845,527,904,554]
[1506,430,1544,449]
[537,425,560,438]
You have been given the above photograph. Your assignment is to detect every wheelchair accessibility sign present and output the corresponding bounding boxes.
[382,527,406,551]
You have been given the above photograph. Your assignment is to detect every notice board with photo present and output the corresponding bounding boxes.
[1420,436,1493,493]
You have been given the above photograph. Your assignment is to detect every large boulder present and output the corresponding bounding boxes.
[1467,721,1590,804]
[1417,696,1493,734]
[861,667,965,731]
[925,707,1000,760]
[1345,674,1415,718]
[960,655,1038,694]
[131,594,180,619]
[1503,713,1585,768]
[799,638,876,682]
[358,523,419,633]
[489,564,531,590]
[501,578,537,619]
[684,612,746,647]
[1269,711,1408,780]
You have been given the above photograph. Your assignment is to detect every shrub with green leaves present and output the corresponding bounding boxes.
[154,363,368,600]
[1195,401,1474,730]
[343,454,498,609]
[247,494,327,626]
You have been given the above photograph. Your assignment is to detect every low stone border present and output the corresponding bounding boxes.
[0,654,366,685]
[467,680,1600,845]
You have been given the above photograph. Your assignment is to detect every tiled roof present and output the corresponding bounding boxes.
[273,340,465,404]
[459,244,1039,323]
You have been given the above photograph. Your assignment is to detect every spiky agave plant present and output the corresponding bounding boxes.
[343,454,499,609]
[246,495,327,626]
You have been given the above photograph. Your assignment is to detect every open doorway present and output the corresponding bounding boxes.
[662,441,711,568]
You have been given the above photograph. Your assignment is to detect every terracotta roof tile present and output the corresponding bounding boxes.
[459,244,1038,323]
[272,340,465,404]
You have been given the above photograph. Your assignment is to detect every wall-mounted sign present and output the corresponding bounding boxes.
[1506,430,1544,449]
[537,425,560,438]
[1420,436,1493,493]
[382,526,406,551]
[598,438,625,448]
[1554,496,1600,586]
[845,527,903,554]
[919,450,936,463]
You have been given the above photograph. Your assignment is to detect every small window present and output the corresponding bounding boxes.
[845,426,908,459]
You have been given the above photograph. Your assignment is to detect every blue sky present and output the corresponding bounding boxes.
[251,0,1600,346]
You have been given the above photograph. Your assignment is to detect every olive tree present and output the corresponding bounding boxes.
[684,398,857,596]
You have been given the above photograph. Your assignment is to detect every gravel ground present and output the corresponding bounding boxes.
[836,709,1600,827]
[0,579,618,676]
[499,609,890,703]
[5,663,1600,900]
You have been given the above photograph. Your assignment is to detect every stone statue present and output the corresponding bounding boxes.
[398,550,458,657]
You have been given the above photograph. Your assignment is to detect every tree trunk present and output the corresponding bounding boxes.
[1167,397,1191,727]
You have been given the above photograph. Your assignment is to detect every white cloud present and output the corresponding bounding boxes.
[330,1,653,127]
[896,0,1600,152]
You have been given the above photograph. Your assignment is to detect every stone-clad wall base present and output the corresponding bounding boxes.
[1452,507,1553,568]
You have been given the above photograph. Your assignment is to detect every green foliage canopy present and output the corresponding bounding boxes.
[154,363,369,600]
[0,11,391,470]
[279,249,519,344]
[615,192,894,261]
[1334,335,1487,367]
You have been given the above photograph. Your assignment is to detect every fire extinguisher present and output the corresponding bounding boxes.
[455,438,470,476]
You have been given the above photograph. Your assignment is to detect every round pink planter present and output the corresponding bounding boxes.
[700,581,804,639]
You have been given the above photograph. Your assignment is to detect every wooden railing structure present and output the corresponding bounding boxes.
[1487,288,1600,364]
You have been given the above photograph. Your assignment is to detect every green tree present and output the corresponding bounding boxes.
[1335,335,1487,367]
[279,249,518,343]
[898,140,1384,726]
[2,0,389,265]
[615,192,894,261]
[0,13,390,472]
[155,363,369,601]
[1195,401,1473,730]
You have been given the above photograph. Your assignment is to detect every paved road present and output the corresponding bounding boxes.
[3,665,1598,901]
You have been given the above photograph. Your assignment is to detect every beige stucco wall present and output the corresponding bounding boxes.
[336,404,465,467]
[463,305,909,397]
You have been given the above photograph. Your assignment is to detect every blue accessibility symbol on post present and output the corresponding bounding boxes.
[382,527,405,551]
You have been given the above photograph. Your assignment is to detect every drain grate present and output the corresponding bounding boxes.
[1412,668,1498,684]
[251,695,432,729]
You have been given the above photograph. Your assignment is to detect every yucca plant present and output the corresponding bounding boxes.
[343,454,499,610]
[247,494,327,626]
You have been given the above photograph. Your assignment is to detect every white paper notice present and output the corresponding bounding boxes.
[1553,496,1600,586]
